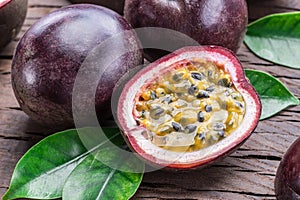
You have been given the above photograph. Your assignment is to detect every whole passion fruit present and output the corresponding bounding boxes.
[275,138,300,199]
[69,0,124,14]
[124,0,248,60]
[0,0,28,51]
[116,46,261,169]
[12,4,143,128]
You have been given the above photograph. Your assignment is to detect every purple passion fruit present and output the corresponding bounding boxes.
[117,46,261,169]
[124,0,248,60]
[11,4,143,128]
[275,137,300,199]
[0,0,28,51]
[69,0,124,14]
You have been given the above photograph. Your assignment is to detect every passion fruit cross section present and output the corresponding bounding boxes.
[134,59,245,152]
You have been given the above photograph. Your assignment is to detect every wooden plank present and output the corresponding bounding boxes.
[0,0,300,199]
[140,167,275,196]
[247,0,300,21]
[134,190,274,200]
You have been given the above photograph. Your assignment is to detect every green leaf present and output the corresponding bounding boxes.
[245,69,300,120]
[3,127,121,200]
[62,147,144,200]
[244,12,300,69]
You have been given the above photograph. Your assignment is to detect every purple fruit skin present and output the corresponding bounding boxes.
[124,0,248,53]
[12,4,143,128]
[69,0,124,14]
[0,0,28,51]
[275,137,300,200]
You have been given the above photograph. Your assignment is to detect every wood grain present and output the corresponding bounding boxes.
[0,0,300,199]
[247,0,300,21]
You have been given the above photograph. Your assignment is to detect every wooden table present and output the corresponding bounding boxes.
[1,0,300,199]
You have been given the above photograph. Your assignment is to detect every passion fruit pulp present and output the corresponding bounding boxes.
[275,137,300,199]
[11,4,143,128]
[116,46,261,169]
[135,59,245,152]
[0,0,28,51]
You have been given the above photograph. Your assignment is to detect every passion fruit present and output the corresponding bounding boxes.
[275,137,300,199]
[68,0,124,14]
[11,4,143,128]
[124,0,248,60]
[0,0,28,51]
[116,46,261,169]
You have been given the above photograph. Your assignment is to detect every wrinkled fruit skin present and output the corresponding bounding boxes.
[124,0,248,60]
[275,137,300,200]
[0,0,28,51]
[116,46,261,169]
[12,4,143,129]
[69,0,124,14]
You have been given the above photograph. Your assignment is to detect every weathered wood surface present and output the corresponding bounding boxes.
[1,0,300,199]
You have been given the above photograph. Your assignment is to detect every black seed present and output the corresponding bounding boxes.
[236,101,244,108]
[220,102,227,110]
[206,86,214,92]
[217,130,225,137]
[150,106,165,119]
[218,78,231,87]
[205,105,213,112]
[231,93,241,100]
[197,91,210,99]
[197,111,205,122]
[150,90,157,99]
[199,132,206,140]
[154,108,164,116]
[172,73,183,82]
[225,90,231,96]
[228,121,234,126]
[162,96,172,104]
[213,122,225,131]
[188,84,197,95]
[208,70,212,77]
[191,72,203,80]
[172,122,182,132]
[185,124,197,133]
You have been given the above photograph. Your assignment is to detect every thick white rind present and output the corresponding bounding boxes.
[118,46,261,168]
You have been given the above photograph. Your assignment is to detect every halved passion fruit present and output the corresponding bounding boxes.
[116,46,261,169]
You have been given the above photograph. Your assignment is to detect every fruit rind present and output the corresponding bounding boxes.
[275,137,300,199]
[0,0,28,51]
[0,0,12,8]
[124,0,248,60]
[117,46,261,169]
[11,4,142,128]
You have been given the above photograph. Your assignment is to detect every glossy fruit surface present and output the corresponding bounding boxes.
[124,0,248,60]
[12,4,143,129]
[116,46,261,169]
[0,0,28,51]
[275,137,300,200]
[69,0,124,14]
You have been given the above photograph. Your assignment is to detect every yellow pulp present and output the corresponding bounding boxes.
[134,59,245,152]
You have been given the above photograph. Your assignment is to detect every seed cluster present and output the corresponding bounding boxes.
[134,59,245,152]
